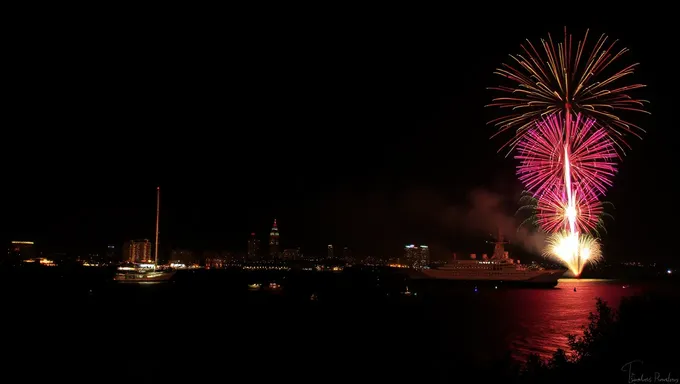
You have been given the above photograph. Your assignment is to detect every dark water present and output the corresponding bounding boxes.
[487,278,649,360]
[2,268,677,378]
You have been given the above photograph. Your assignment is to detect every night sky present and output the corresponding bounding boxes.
[4,8,677,262]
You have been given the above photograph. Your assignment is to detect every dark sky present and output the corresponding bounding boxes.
[3,7,677,262]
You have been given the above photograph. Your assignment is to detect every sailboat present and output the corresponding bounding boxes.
[114,187,177,282]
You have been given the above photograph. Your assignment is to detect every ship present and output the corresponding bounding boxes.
[114,265,176,282]
[114,187,176,283]
[418,231,565,287]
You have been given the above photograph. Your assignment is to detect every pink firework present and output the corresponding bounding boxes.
[515,113,618,199]
[535,184,604,234]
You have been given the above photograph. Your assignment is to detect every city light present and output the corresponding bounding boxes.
[22,258,56,266]
[388,264,409,268]
[39,258,56,266]
[403,244,430,269]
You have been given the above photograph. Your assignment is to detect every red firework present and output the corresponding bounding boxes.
[515,113,618,199]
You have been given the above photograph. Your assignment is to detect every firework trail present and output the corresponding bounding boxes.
[487,27,649,154]
[488,28,647,276]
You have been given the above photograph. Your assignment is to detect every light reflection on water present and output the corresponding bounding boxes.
[59,274,668,363]
[502,278,645,361]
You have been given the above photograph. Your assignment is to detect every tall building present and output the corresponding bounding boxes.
[8,241,35,260]
[106,245,116,262]
[123,239,152,263]
[404,244,430,268]
[419,245,430,267]
[327,244,334,259]
[269,219,280,259]
[247,233,260,260]
[342,247,353,264]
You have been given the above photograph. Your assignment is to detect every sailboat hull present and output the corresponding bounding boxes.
[114,271,176,282]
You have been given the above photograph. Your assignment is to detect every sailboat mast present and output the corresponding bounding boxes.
[154,186,160,266]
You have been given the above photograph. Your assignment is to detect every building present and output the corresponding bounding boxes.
[220,251,236,263]
[419,245,430,267]
[123,239,152,263]
[362,256,383,266]
[205,257,226,269]
[8,241,35,260]
[327,244,334,259]
[106,245,117,262]
[204,250,229,268]
[269,219,280,259]
[404,245,417,265]
[342,247,354,264]
[404,244,430,269]
[282,248,300,261]
[83,253,102,264]
[247,233,260,260]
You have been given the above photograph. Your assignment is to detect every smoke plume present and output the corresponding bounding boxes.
[318,186,546,259]
[442,188,546,255]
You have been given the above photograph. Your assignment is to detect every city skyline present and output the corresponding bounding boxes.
[3,13,676,264]
[2,7,678,382]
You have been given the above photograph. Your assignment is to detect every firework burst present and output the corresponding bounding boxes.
[517,116,610,275]
[535,185,603,234]
[515,113,618,198]
[517,190,612,237]
[488,27,648,153]
[489,28,648,277]
[544,230,602,276]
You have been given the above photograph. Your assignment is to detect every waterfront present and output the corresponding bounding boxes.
[4,268,674,366]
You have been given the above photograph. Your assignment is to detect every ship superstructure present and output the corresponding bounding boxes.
[420,230,565,286]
